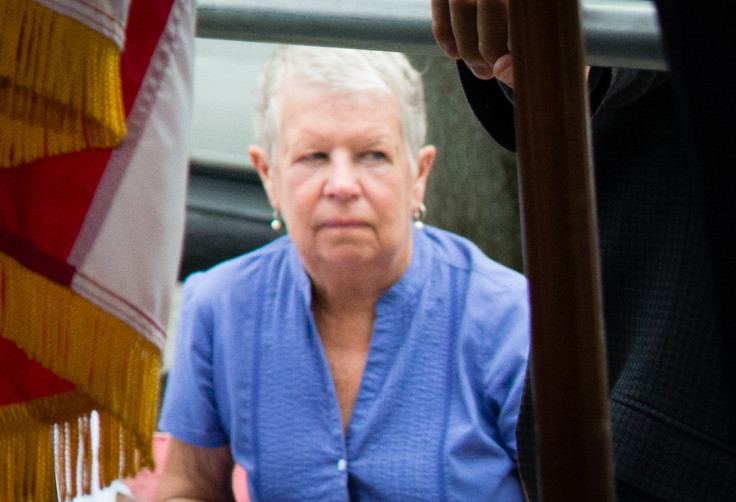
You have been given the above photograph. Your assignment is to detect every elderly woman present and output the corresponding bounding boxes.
[156,45,529,501]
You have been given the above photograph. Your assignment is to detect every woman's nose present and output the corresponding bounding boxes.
[324,153,360,198]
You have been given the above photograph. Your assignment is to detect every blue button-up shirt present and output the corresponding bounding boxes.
[160,226,529,501]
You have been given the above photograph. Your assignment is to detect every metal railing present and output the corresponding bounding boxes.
[196,0,667,70]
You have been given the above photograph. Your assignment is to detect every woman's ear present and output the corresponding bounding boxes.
[249,145,279,209]
[412,145,436,203]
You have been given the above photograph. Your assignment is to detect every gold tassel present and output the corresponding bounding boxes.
[0,252,160,498]
[0,390,93,501]
[1,420,56,502]
[0,0,126,168]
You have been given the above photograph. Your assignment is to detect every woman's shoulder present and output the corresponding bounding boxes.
[420,226,526,291]
[182,236,294,300]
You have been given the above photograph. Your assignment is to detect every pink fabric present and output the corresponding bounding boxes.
[123,433,249,502]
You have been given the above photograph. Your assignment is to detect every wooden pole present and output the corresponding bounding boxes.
[507,0,616,500]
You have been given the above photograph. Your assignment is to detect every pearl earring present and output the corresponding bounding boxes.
[270,210,283,231]
[413,202,427,229]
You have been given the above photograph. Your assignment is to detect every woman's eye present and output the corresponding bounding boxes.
[359,151,388,164]
[298,152,328,164]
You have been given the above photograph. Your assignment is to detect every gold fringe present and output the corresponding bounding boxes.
[0,252,160,499]
[0,0,126,168]
[0,419,56,502]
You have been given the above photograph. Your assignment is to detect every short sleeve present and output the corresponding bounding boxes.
[158,273,230,447]
[475,272,530,460]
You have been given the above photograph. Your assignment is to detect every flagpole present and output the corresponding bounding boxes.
[507,0,616,499]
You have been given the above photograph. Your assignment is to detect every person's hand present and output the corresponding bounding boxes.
[430,0,515,87]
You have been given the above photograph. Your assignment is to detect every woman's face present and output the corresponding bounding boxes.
[251,82,435,280]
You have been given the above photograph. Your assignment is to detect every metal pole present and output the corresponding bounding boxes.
[196,0,667,70]
[508,0,616,499]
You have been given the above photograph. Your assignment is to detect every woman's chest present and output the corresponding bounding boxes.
[221,314,458,500]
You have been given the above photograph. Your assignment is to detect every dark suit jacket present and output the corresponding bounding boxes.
[457,64,735,500]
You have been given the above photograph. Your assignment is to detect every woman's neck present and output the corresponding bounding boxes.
[310,278,380,321]
[306,244,412,314]
[310,271,381,434]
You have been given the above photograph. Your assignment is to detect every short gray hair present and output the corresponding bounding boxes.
[252,45,428,170]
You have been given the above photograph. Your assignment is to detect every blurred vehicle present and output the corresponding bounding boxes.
[181,38,281,281]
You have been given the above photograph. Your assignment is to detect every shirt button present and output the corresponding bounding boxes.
[337,458,347,471]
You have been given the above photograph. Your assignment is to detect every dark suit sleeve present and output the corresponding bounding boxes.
[457,61,612,152]
[456,61,518,151]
